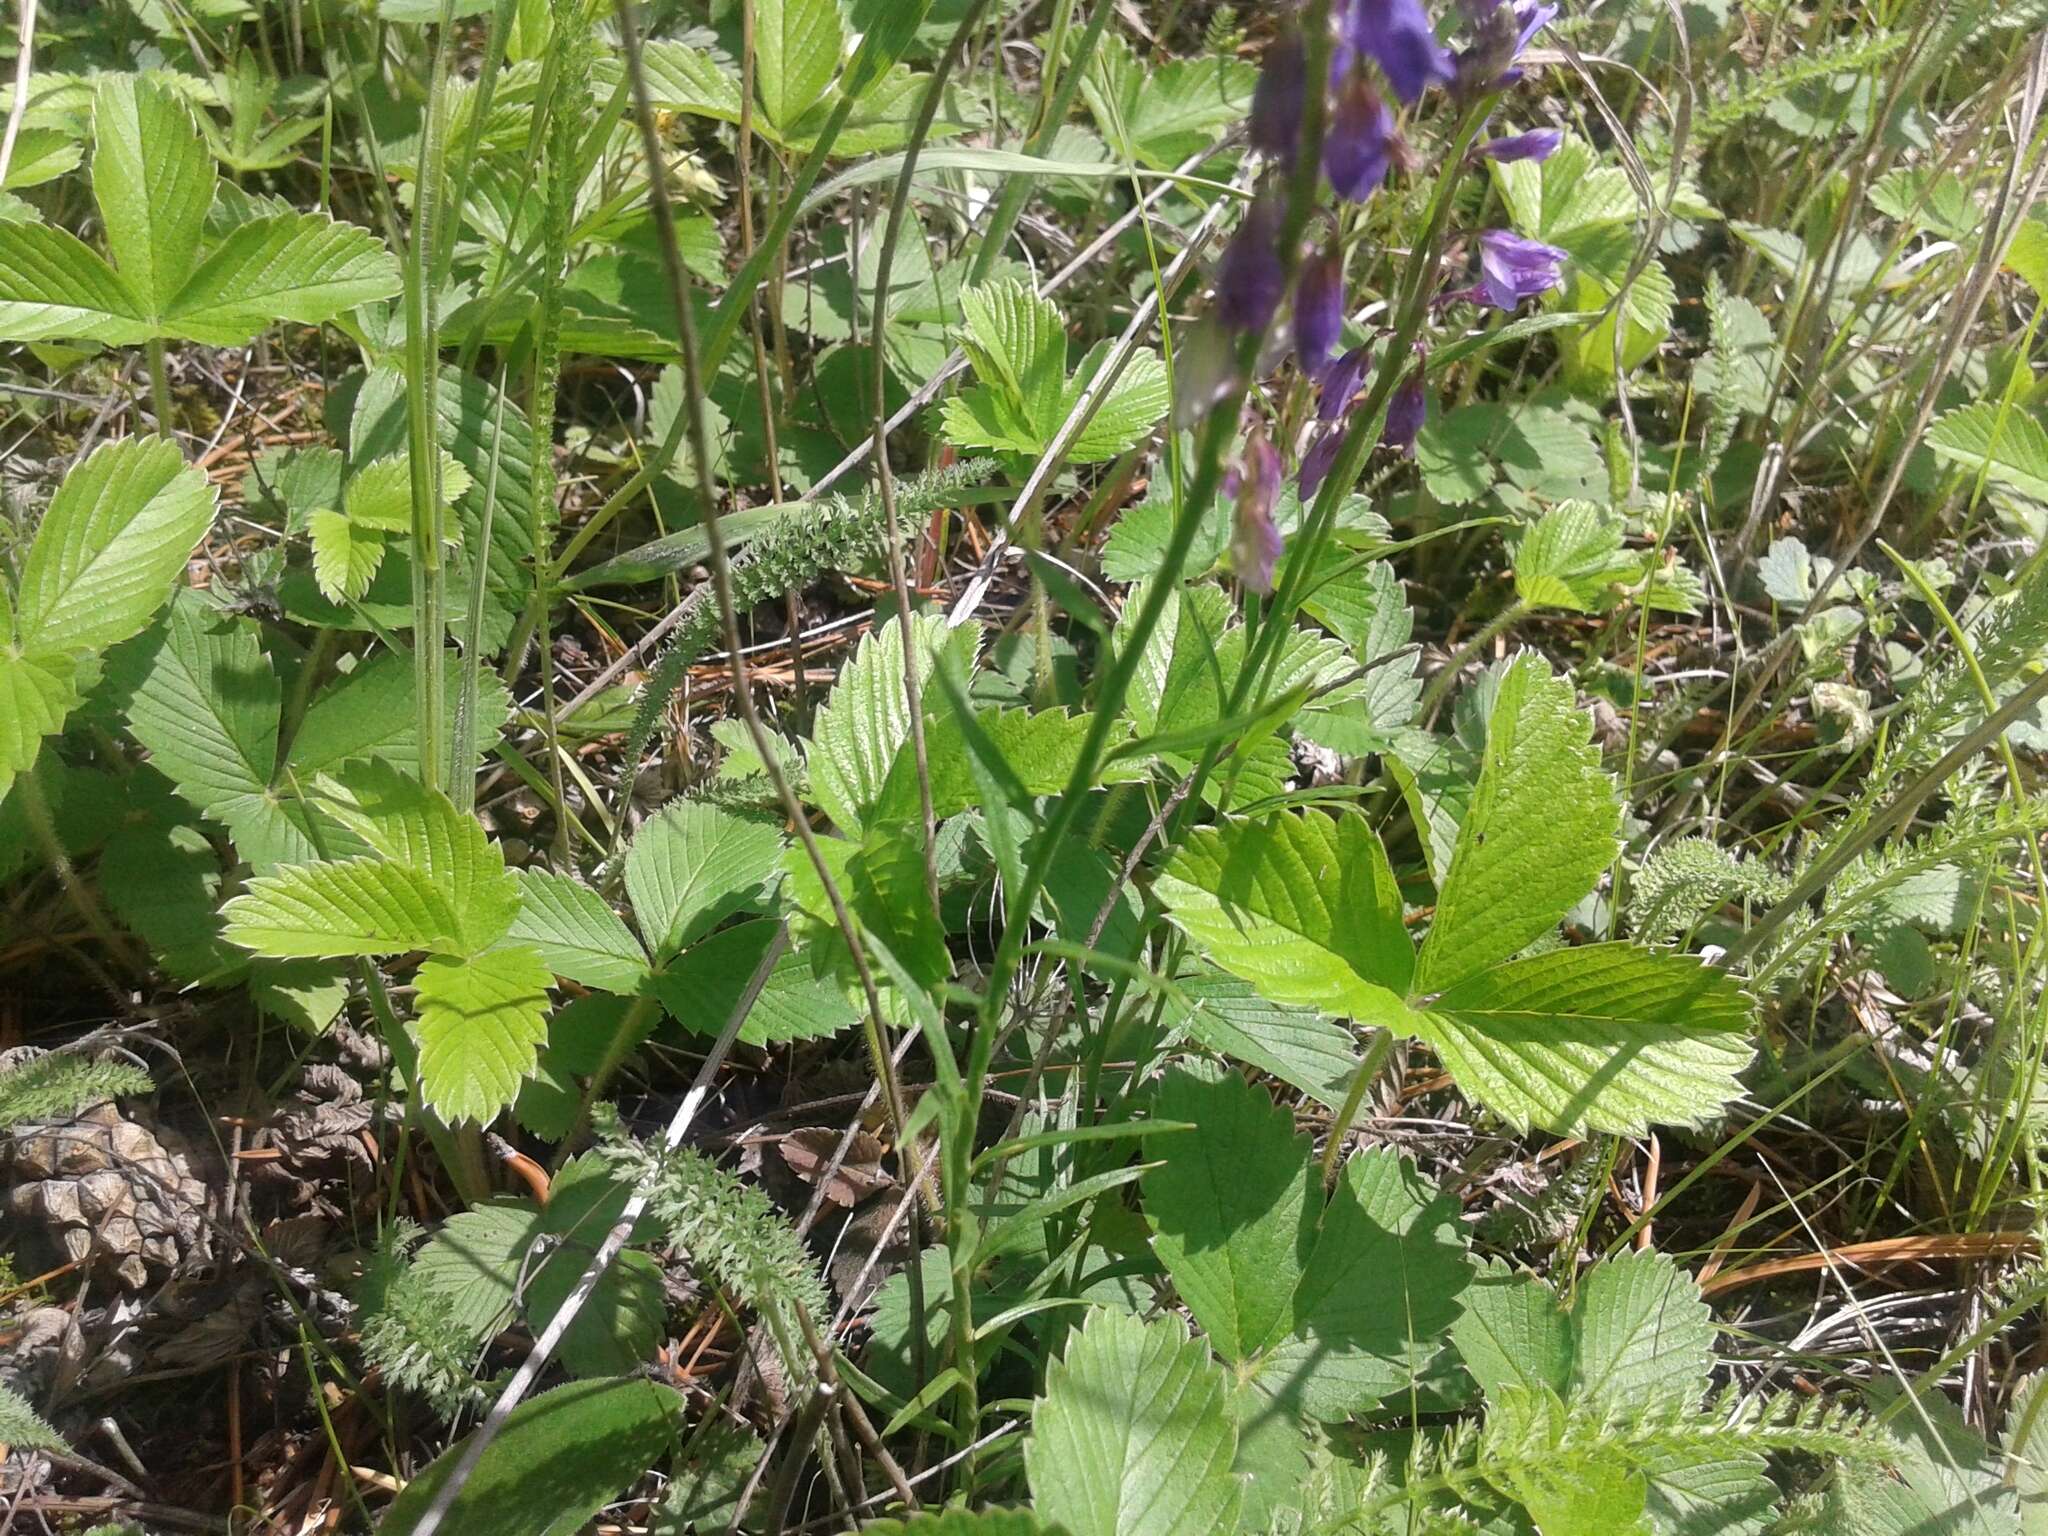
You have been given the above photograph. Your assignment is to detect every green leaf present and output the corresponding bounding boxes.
[873,705,1143,826]
[0,649,78,807]
[1454,1249,1713,1416]
[757,0,843,133]
[0,1379,68,1454]
[1155,809,1414,1026]
[288,649,511,784]
[1064,342,1171,462]
[223,856,469,958]
[379,1377,681,1536]
[1927,402,2048,502]
[1413,654,1618,993]
[107,594,282,829]
[843,0,935,99]
[865,1514,1067,1536]
[509,870,651,995]
[13,436,217,658]
[165,211,400,345]
[1568,1247,1716,1415]
[1161,968,1360,1110]
[1513,501,1640,613]
[415,945,555,1124]
[1142,1065,1314,1362]
[958,278,1068,441]
[2006,1372,2048,1534]
[652,917,861,1046]
[0,221,151,343]
[1026,1307,1242,1536]
[525,1245,666,1378]
[632,41,748,126]
[807,613,979,834]
[0,1051,153,1127]
[314,759,522,952]
[1449,1263,1574,1404]
[623,800,784,960]
[92,74,213,316]
[1413,944,1755,1135]
[1254,1150,1472,1421]
[308,508,386,602]
[410,1197,542,1335]
[348,364,539,651]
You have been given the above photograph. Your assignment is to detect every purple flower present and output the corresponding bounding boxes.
[1324,74,1399,201]
[1300,422,1347,498]
[1232,430,1284,594]
[1217,188,1288,333]
[1317,342,1372,420]
[1293,242,1346,369]
[1342,0,1455,102]
[1479,128,1561,162]
[1476,229,1567,309]
[1385,367,1427,454]
[1250,27,1308,166]
[1514,0,1558,53]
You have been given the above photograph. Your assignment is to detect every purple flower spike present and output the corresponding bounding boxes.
[1299,422,1347,498]
[1250,27,1308,166]
[1317,342,1372,421]
[1476,229,1567,310]
[1479,128,1562,163]
[1385,368,1427,455]
[1217,189,1288,333]
[1343,0,1455,102]
[1232,430,1285,594]
[1294,243,1347,369]
[1325,75,1398,201]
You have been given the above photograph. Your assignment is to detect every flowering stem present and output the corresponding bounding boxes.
[968,0,1339,1049]
[1215,97,1496,804]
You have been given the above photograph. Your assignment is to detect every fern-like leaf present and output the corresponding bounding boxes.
[0,1379,68,1453]
[596,1115,828,1384]
[0,1051,153,1127]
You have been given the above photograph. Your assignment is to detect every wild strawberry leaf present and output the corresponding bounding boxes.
[1141,1065,1315,1362]
[92,74,214,317]
[1412,943,1754,1135]
[806,612,980,834]
[756,0,842,134]
[11,436,217,658]
[308,508,387,602]
[165,212,399,345]
[1412,653,1619,994]
[508,869,651,995]
[1026,1308,1242,1536]
[222,856,470,958]
[622,799,784,960]
[1154,808,1415,1026]
[312,760,522,952]
[414,944,555,1124]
